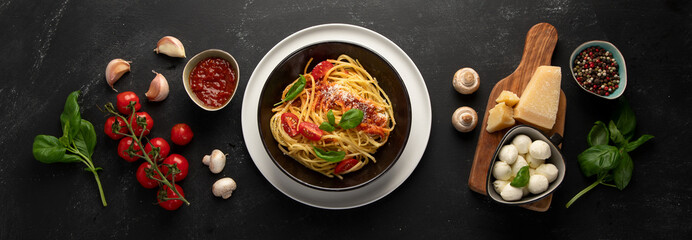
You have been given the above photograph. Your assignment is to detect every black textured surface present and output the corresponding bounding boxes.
[1,0,690,239]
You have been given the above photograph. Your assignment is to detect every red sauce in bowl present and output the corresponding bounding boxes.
[189,57,237,108]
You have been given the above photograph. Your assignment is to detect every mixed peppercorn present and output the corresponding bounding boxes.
[572,46,620,96]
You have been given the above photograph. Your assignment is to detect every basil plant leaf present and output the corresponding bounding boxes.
[613,98,636,141]
[33,135,67,163]
[74,119,97,157]
[319,121,336,132]
[327,110,336,126]
[587,121,609,147]
[608,121,627,148]
[577,145,621,177]
[613,151,633,190]
[338,109,364,130]
[59,91,82,140]
[625,134,654,152]
[274,75,306,106]
[510,166,530,187]
[312,146,345,163]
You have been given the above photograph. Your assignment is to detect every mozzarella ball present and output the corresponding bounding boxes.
[499,145,518,164]
[500,185,523,201]
[528,174,549,194]
[493,180,509,194]
[526,153,545,168]
[511,156,528,176]
[493,161,512,181]
[529,140,551,159]
[511,134,532,154]
[536,163,559,182]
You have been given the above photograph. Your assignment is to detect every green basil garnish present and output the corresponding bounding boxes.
[510,166,530,187]
[327,110,336,126]
[338,109,364,129]
[274,75,307,106]
[319,121,336,132]
[313,146,345,163]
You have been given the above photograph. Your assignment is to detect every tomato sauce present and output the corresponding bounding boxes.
[189,57,236,108]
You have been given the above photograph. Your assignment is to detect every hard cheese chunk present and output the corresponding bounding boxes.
[486,102,515,133]
[495,90,520,107]
[514,66,561,130]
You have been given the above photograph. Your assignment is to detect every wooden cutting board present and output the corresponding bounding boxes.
[467,23,566,212]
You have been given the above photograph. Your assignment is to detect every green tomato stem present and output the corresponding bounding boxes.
[565,179,601,208]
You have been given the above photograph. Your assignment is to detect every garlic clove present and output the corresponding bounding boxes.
[145,70,170,102]
[154,36,186,58]
[105,59,131,92]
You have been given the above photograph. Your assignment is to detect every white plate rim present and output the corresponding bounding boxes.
[241,23,431,209]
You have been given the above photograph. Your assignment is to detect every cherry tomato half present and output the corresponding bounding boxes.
[298,122,323,141]
[310,60,334,81]
[158,184,184,211]
[104,116,127,140]
[129,112,154,136]
[144,137,170,162]
[136,162,161,189]
[280,112,299,137]
[161,154,189,182]
[116,91,141,115]
[334,158,360,175]
[117,137,141,162]
[170,123,193,146]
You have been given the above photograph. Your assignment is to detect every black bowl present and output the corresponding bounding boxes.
[257,42,411,191]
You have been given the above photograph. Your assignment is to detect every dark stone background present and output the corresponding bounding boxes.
[1,0,689,239]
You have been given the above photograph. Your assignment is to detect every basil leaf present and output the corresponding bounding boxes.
[274,75,306,106]
[577,145,621,177]
[613,98,636,141]
[327,110,336,126]
[74,119,97,157]
[625,134,654,152]
[613,151,633,190]
[59,91,82,140]
[608,121,627,148]
[319,122,336,132]
[313,146,345,163]
[587,121,609,147]
[338,109,364,130]
[510,166,530,187]
[33,135,67,163]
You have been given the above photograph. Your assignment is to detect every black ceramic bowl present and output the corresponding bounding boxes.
[257,42,411,191]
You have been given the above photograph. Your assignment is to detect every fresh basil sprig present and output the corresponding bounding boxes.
[510,166,530,187]
[313,145,345,163]
[319,121,336,132]
[32,91,107,207]
[338,109,364,129]
[566,99,653,208]
[274,75,306,106]
[327,109,336,126]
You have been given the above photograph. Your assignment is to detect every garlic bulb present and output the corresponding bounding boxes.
[105,59,131,92]
[145,71,169,101]
[154,36,186,58]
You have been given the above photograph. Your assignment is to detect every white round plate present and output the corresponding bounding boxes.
[241,23,431,209]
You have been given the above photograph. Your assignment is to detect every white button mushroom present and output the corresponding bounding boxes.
[493,161,512,181]
[498,145,518,164]
[202,155,211,166]
[208,149,227,174]
[526,153,545,168]
[528,174,549,194]
[451,106,478,132]
[452,67,480,94]
[500,184,523,201]
[511,134,532,154]
[493,179,509,194]
[511,156,528,176]
[529,140,551,159]
[212,177,237,199]
[535,163,559,183]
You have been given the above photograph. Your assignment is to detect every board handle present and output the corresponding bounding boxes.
[512,23,558,92]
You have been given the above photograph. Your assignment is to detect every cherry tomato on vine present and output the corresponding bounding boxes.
[104,116,127,140]
[136,162,161,189]
[170,123,193,146]
[117,137,141,162]
[129,112,154,136]
[116,91,141,115]
[161,154,189,182]
[144,137,170,162]
[334,158,360,175]
[298,122,323,141]
[158,184,184,211]
[311,60,334,81]
[280,112,299,137]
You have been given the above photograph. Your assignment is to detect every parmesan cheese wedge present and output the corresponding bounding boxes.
[513,66,561,130]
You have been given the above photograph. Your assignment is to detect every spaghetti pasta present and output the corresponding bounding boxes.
[270,54,395,179]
